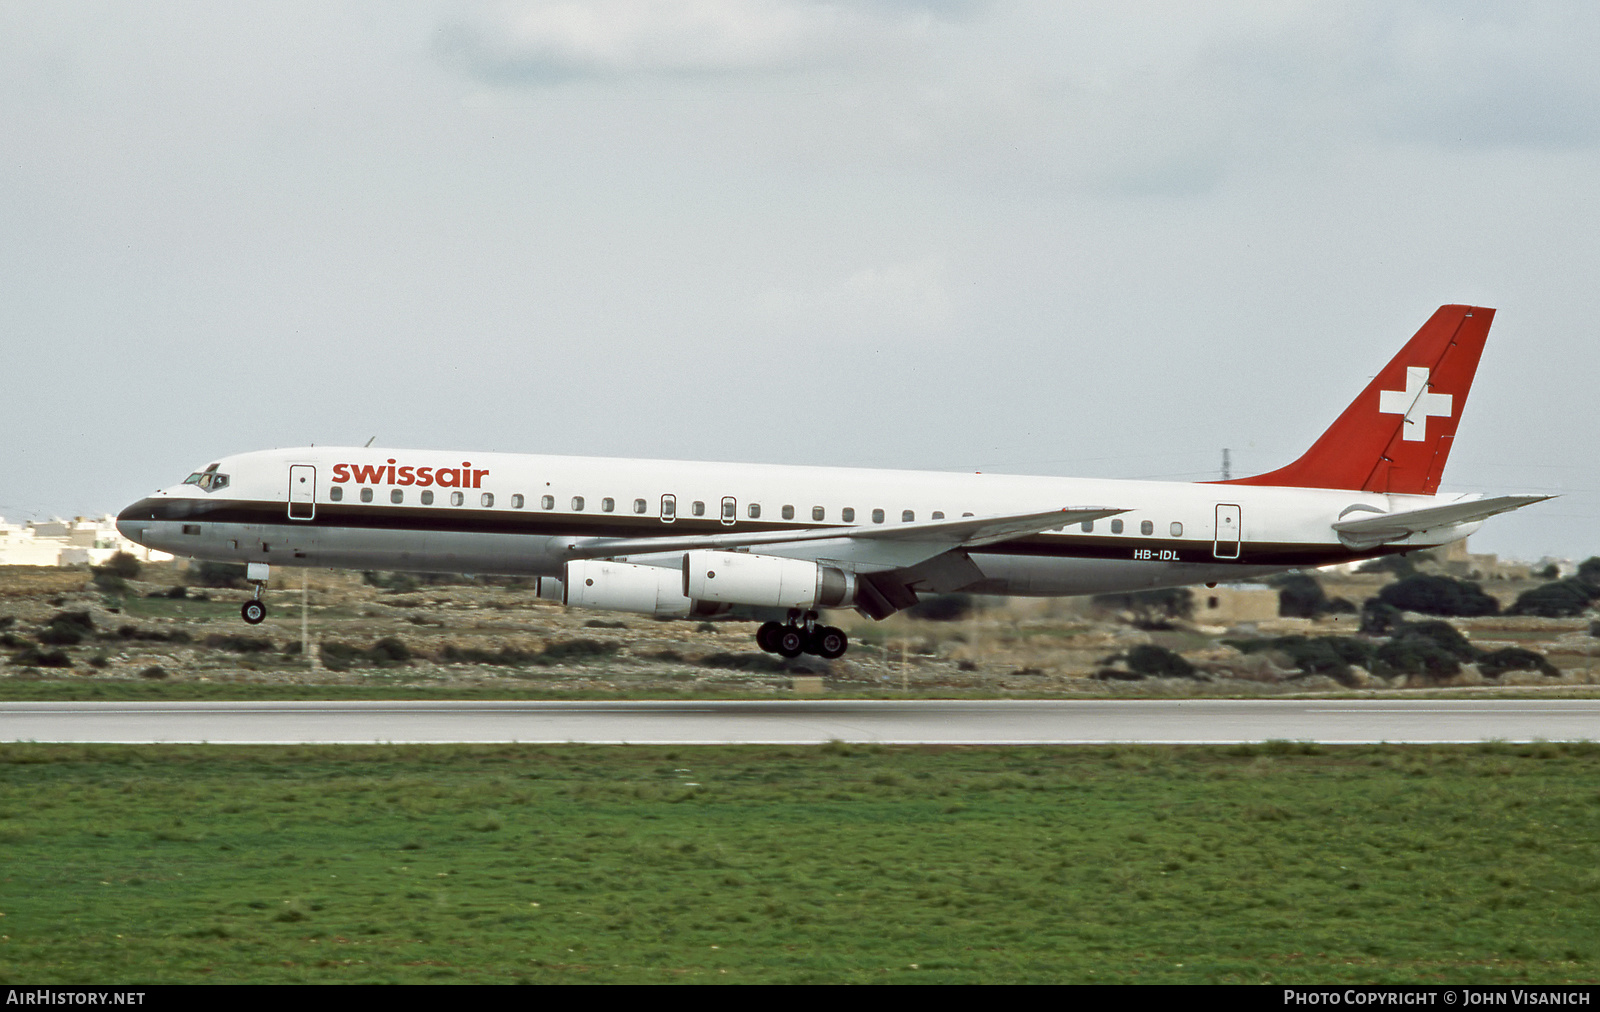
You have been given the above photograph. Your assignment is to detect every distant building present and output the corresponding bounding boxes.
[1192,583,1279,625]
[0,516,172,567]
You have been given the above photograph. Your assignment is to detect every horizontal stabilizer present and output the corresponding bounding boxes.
[561,507,1126,561]
[1332,494,1552,547]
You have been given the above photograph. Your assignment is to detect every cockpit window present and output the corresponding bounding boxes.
[182,470,230,493]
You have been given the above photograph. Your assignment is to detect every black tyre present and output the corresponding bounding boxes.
[756,621,784,653]
[241,600,267,625]
[775,627,805,658]
[816,626,848,659]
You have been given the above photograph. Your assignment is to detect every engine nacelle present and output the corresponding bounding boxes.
[682,550,855,609]
[564,560,694,617]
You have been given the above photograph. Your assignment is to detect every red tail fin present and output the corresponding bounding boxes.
[1220,305,1494,494]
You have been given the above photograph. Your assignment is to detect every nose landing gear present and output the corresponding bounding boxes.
[756,611,848,659]
[240,562,271,625]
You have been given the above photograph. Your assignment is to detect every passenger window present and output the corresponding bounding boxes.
[748,503,761,519]
[391,489,404,504]
[842,507,855,523]
[661,494,677,519]
[1140,520,1153,535]
[871,509,884,524]
[902,510,914,522]
[541,495,554,510]
[482,493,494,508]
[633,499,647,514]
[1170,522,1183,537]
[421,490,434,505]
[601,498,614,512]
[962,512,974,517]
[512,494,524,509]
[721,497,736,523]
[1111,519,1123,534]
[572,496,585,511]
[932,511,944,520]
[451,491,464,506]
[692,501,705,517]
[782,505,794,520]
[812,506,825,521]
[329,487,343,502]
[360,488,373,503]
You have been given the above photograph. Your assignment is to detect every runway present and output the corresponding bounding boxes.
[2,698,1598,745]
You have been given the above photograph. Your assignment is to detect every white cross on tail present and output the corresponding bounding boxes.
[1378,366,1452,441]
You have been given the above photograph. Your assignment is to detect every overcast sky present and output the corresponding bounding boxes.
[3,1,1597,561]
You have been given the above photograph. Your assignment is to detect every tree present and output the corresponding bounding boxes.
[1576,557,1600,591]
[1274,573,1329,618]
[1375,574,1499,617]
[1508,580,1596,618]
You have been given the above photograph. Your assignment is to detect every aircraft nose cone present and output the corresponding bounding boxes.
[116,499,157,546]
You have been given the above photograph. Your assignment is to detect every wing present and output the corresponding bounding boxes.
[1332,494,1552,548]
[560,506,1125,569]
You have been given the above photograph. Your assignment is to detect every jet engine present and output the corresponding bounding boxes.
[682,550,855,610]
[563,560,722,617]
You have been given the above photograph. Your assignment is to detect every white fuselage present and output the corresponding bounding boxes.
[117,446,1478,600]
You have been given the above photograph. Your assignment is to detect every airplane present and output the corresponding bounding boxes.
[117,304,1549,659]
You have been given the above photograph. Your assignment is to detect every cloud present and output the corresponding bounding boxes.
[438,0,945,82]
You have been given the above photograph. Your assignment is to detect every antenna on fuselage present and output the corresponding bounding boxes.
[1221,448,1231,481]
[364,436,376,448]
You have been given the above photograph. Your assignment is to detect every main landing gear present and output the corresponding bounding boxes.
[240,562,271,625]
[756,611,848,660]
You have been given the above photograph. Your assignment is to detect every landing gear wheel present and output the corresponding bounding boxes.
[241,600,267,625]
[774,626,806,659]
[815,626,848,659]
[756,621,784,654]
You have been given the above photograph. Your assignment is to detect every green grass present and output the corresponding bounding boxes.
[0,743,1597,983]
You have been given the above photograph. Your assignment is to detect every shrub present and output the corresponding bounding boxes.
[94,552,142,580]
[906,594,977,622]
[367,637,412,665]
[191,562,248,589]
[36,625,84,646]
[138,666,168,679]
[1373,635,1462,679]
[0,617,13,630]
[536,638,618,664]
[1508,580,1596,618]
[1360,599,1404,635]
[1478,648,1558,679]
[92,572,129,594]
[1376,574,1499,617]
[437,644,535,666]
[1124,644,1197,679]
[11,647,72,668]
[203,634,277,654]
[1394,620,1480,661]
[1227,635,1370,682]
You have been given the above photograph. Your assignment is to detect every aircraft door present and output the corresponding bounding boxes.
[1213,504,1240,559]
[288,465,316,521]
[660,494,676,524]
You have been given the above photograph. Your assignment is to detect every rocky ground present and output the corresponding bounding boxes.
[3,563,1598,696]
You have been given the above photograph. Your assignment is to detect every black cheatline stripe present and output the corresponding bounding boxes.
[122,497,1391,568]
